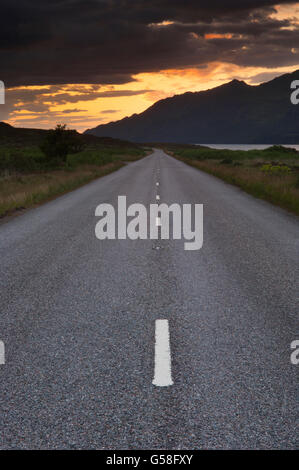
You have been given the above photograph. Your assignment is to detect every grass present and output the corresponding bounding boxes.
[164,145,299,215]
[0,145,147,218]
[0,144,145,173]
[165,144,299,162]
[0,162,124,218]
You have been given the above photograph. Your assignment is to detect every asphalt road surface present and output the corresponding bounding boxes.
[0,149,298,449]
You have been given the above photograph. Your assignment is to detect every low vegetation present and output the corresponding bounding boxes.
[164,144,299,215]
[0,123,146,218]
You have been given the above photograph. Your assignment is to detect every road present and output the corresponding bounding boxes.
[0,149,298,449]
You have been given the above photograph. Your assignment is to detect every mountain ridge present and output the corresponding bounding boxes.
[85,70,299,144]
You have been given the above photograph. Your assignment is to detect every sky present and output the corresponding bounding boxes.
[0,1,299,132]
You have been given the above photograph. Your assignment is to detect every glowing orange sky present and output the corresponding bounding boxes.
[4,3,299,133]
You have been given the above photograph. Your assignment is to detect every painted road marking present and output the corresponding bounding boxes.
[156,195,160,200]
[156,182,159,186]
[156,217,161,226]
[153,320,173,387]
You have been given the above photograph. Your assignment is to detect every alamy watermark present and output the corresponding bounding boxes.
[95,196,203,250]
[290,340,299,365]
[0,80,5,104]
[0,340,5,364]
[290,80,299,105]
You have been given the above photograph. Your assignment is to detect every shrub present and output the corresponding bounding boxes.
[40,124,83,164]
[261,164,291,175]
[0,148,42,173]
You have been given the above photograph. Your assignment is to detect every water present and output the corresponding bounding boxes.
[196,144,299,151]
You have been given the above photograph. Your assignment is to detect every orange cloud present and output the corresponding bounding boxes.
[205,33,233,40]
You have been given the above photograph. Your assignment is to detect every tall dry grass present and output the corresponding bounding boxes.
[176,157,299,215]
[0,162,123,218]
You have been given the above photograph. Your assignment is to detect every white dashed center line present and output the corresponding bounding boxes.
[156,195,160,200]
[156,182,159,186]
[153,320,173,387]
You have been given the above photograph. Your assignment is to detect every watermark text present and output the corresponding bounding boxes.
[0,81,4,104]
[0,340,5,364]
[290,340,299,365]
[290,80,299,105]
[95,196,203,250]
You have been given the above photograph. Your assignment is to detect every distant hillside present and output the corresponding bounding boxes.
[0,122,47,145]
[0,122,140,148]
[85,70,299,144]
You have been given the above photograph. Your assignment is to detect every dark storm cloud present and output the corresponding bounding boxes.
[0,0,298,87]
[61,108,87,114]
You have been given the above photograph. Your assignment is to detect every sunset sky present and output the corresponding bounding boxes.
[1,1,299,132]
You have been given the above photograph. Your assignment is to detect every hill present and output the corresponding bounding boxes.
[0,121,140,148]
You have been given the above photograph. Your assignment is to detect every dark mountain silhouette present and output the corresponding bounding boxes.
[85,70,299,144]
